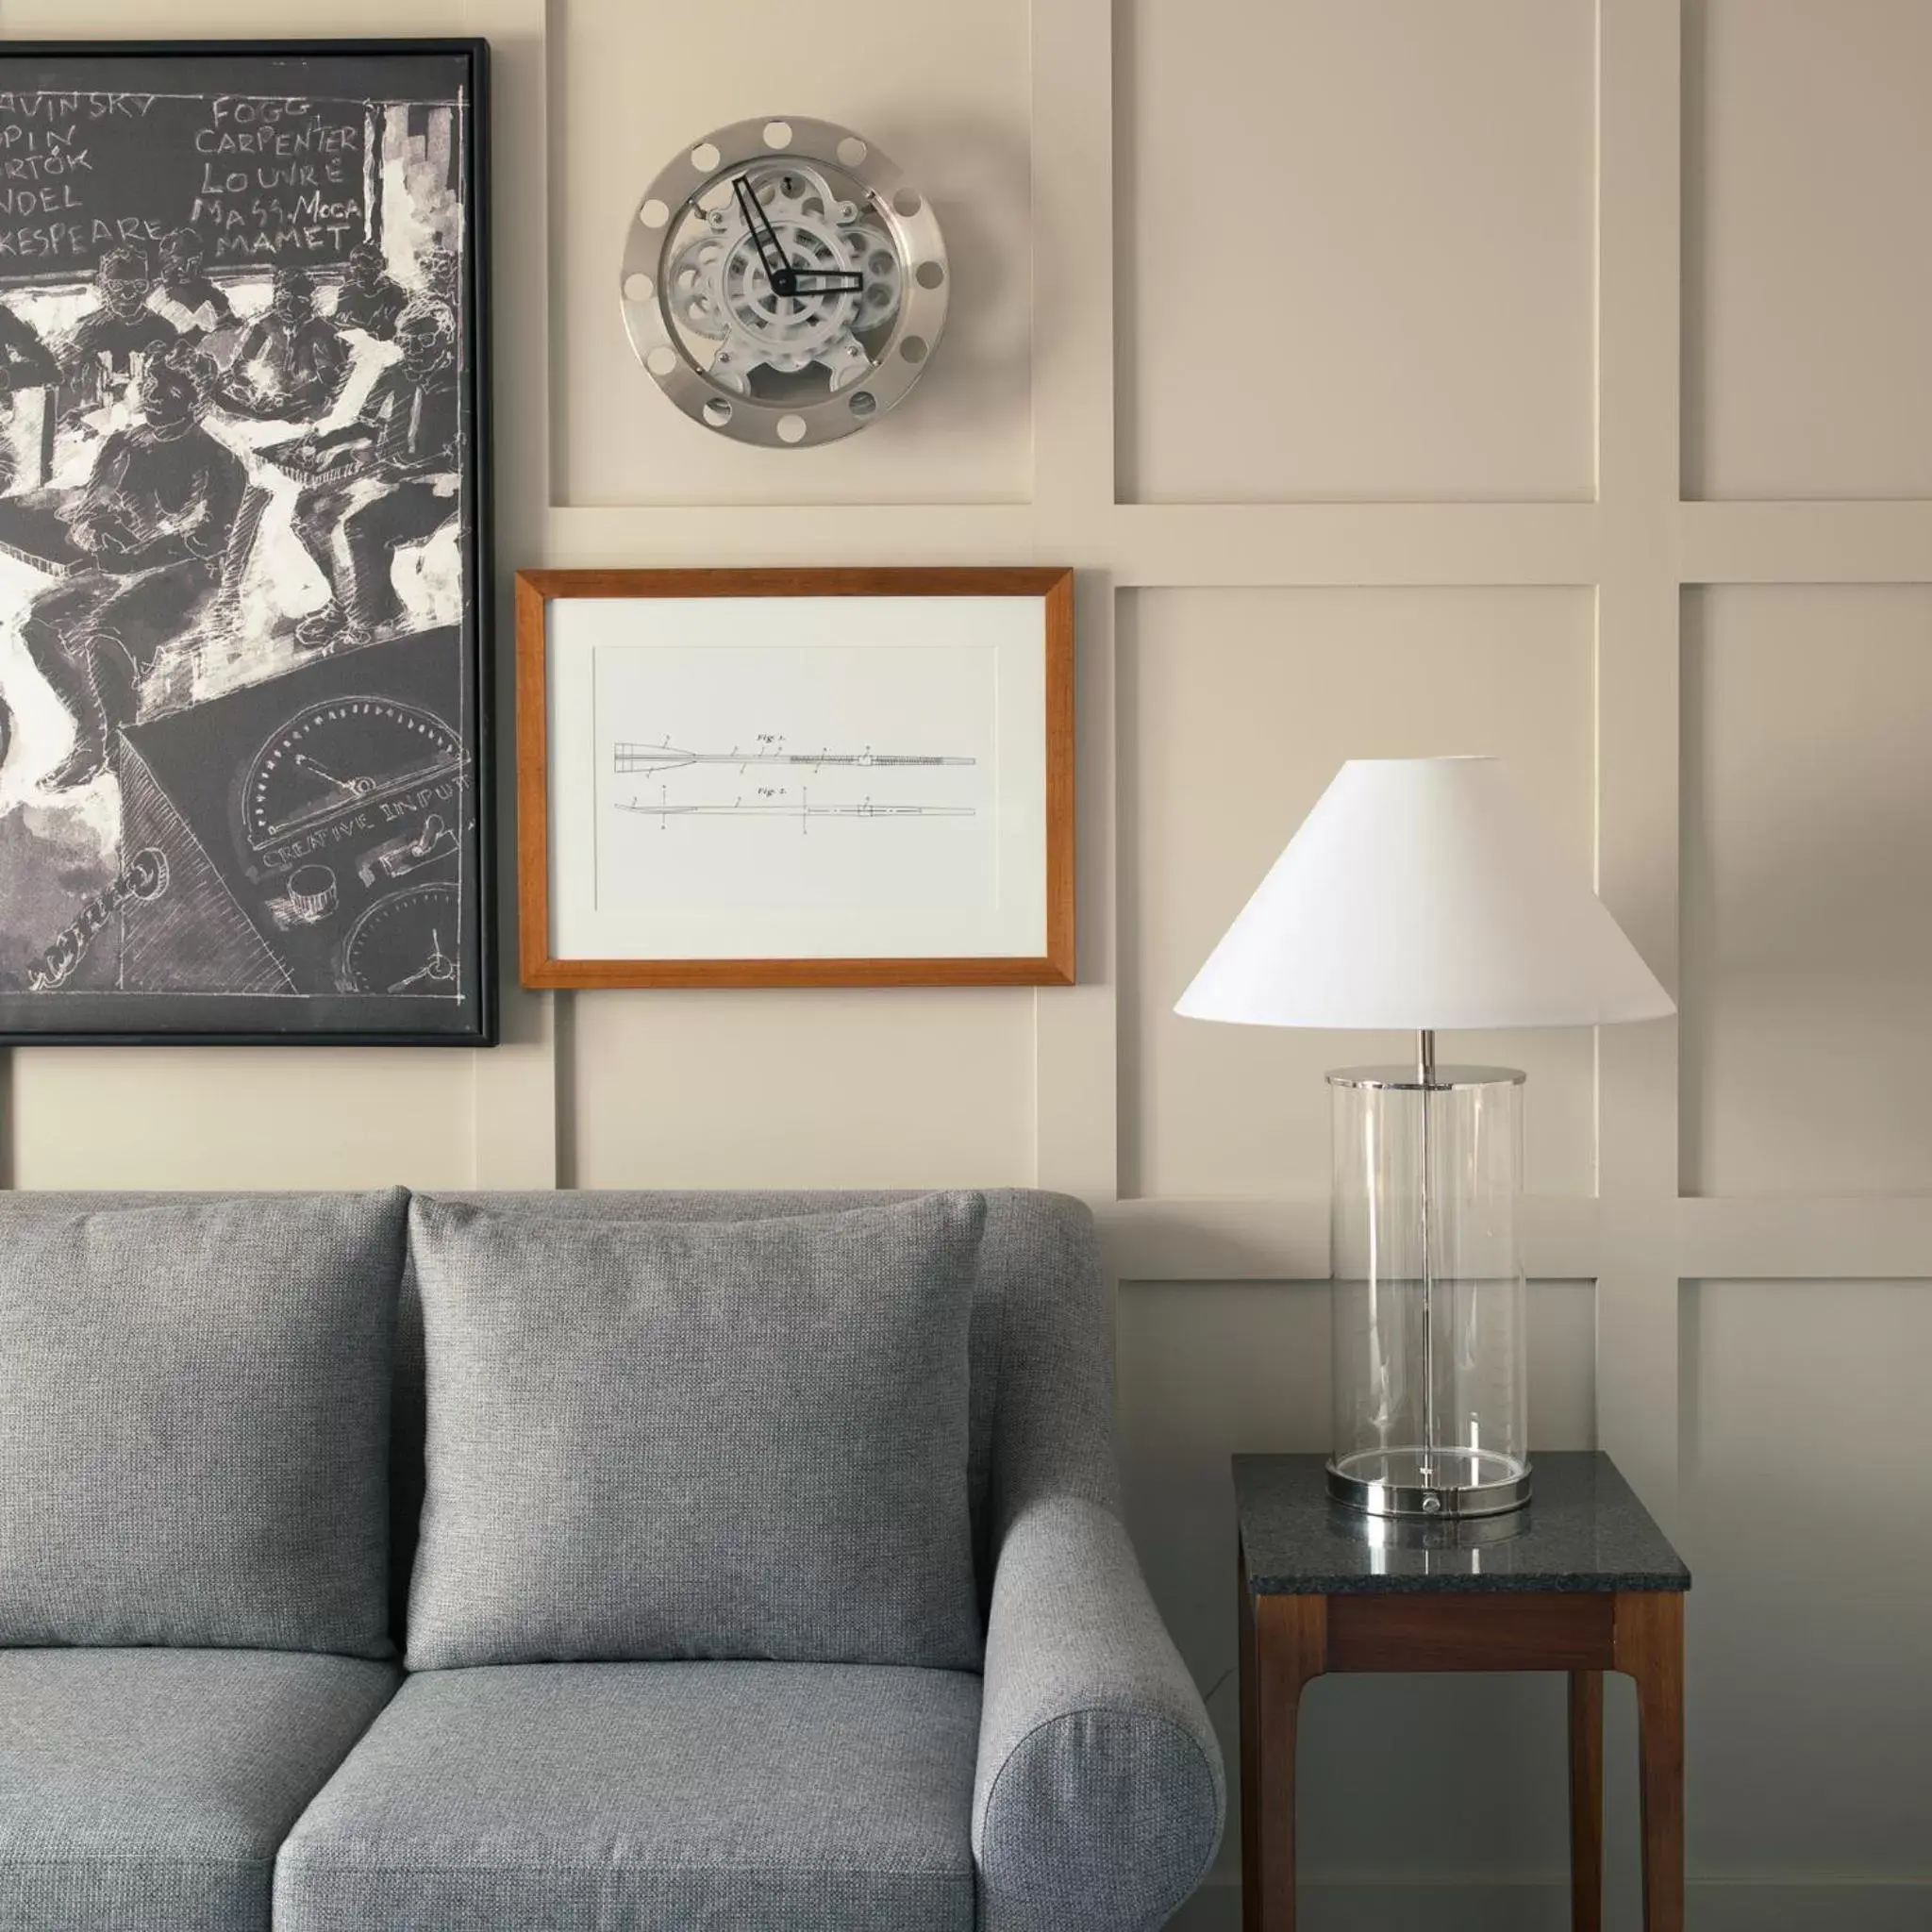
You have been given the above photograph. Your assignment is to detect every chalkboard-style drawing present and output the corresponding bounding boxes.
[267,860,339,928]
[239,692,465,857]
[286,299,458,651]
[25,340,248,789]
[0,42,492,1044]
[92,631,470,1005]
[150,228,237,340]
[217,267,350,422]
[0,303,58,391]
[329,241,409,341]
[21,843,179,991]
[422,248,460,308]
[0,299,59,494]
[59,246,180,420]
[337,879,459,993]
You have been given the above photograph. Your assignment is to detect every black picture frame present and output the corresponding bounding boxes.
[0,38,494,1045]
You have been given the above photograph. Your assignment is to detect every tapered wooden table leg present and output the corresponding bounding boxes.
[1615,1592,1685,1932]
[1240,1552,1325,1932]
[1568,1670,1604,1931]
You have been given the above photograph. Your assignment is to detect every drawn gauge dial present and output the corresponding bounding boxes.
[242,698,466,857]
[337,881,462,996]
[622,117,948,447]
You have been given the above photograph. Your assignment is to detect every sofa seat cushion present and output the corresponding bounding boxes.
[0,1646,399,1932]
[275,1659,981,1932]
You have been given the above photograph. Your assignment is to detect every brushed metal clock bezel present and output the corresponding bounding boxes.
[621,116,949,448]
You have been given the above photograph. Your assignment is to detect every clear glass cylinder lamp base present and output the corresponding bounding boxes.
[1326,1446,1532,1519]
[1327,1060,1533,1526]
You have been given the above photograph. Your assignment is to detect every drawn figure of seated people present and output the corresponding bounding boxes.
[19,340,248,791]
[0,299,59,493]
[328,242,409,341]
[216,267,349,422]
[59,246,180,421]
[420,247,459,308]
[148,227,236,340]
[291,299,460,653]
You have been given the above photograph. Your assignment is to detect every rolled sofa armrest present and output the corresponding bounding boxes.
[972,1493,1225,1931]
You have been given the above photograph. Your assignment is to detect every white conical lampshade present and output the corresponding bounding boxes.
[1175,757,1674,1031]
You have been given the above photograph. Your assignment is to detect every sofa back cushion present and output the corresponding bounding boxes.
[405,1191,987,1671]
[390,1189,1114,1651]
[0,1190,406,1657]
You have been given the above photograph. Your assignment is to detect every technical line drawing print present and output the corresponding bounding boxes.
[617,787,975,832]
[612,736,977,776]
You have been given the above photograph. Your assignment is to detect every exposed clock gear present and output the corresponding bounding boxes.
[666,162,903,397]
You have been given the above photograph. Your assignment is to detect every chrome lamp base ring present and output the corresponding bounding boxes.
[1326,1448,1533,1520]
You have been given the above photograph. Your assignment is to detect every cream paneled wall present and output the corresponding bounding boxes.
[1681,585,1932,1197]
[1684,0,1932,500]
[1119,0,1598,503]
[11,1050,482,1191]
[565,990,1038,1191]
[3,1,1929,1926]
[1681,1279,1932,1879]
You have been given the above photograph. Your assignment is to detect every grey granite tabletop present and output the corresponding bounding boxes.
[1235,1452,1690,1596]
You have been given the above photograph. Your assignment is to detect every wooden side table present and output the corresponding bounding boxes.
[1235,1452,1690,1931]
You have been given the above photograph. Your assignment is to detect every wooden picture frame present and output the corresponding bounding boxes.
[516,568,1074,989]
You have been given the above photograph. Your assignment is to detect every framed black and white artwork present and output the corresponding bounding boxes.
[0,39,492,1044]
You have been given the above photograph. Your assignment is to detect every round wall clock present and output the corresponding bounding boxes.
[621,117,948,448]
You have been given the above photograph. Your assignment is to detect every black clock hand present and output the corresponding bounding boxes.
[732,175,795,297]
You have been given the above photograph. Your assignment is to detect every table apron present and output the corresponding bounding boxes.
[1320,1591,1616,1673]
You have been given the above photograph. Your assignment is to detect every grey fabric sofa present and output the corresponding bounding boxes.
[0,1187,1223,1931]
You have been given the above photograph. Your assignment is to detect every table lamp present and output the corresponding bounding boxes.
[1176,757,1674,1520]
